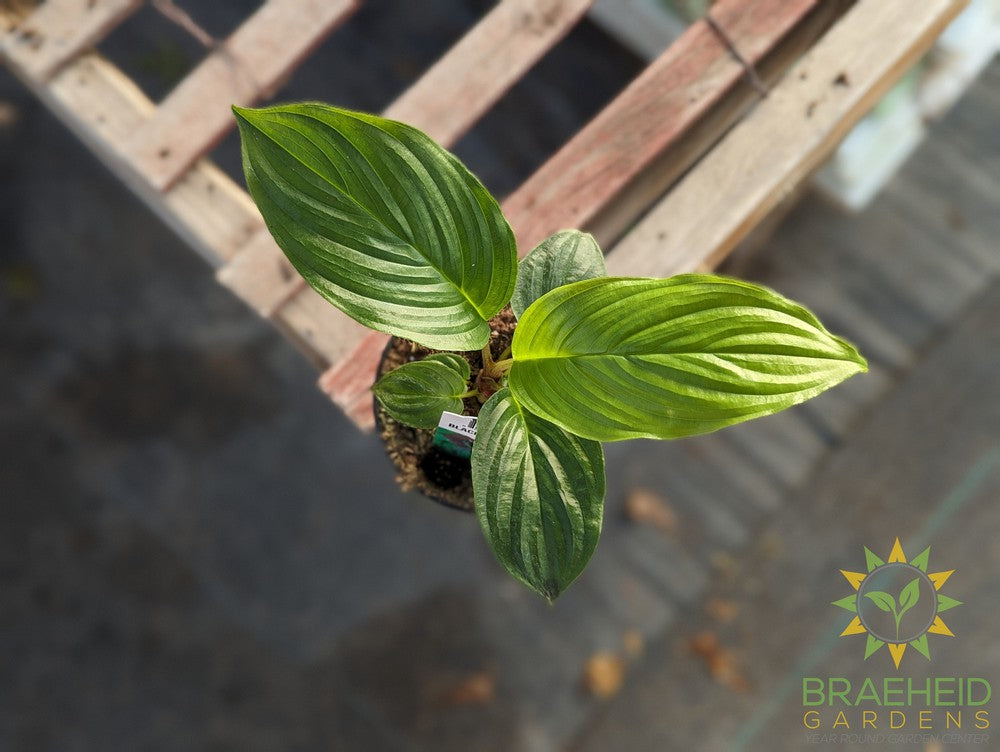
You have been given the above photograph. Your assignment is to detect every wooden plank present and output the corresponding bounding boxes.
[317,331,393,424]
[216,229,300,316]
[35,53,263,266]
[606,0,968,278]
[274,286,372,371]
[0,0,140,81]
[383,0,595,147]
[120,0,359,192]
[161,163,264,265]
[500,0,834,253]
[320,330,388,428]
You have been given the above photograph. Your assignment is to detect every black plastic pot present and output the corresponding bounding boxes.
[373,337,475,511]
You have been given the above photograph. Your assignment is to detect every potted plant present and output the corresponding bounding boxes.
[233,103,866,601]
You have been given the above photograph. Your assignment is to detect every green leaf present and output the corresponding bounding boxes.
[864,591,897,613]
[508,275,868,441]
[831,595,858,612]
[909,633,931,660]
[909,546,930,572]
[510,230,606,319]
[897,576,921,617]
[864,546,885,572]
[234,103,517,351]
[372,353,470,429]
[864,634,885,660]
[936,595,962,613]
[471,388,605,601]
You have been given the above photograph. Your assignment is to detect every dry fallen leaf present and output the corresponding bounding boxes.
[438,671,495,708]
[705,597,740,624]
[689,630,749,693]
[581,651,626,699]
[622,629,644,659]
[0,101,20,129]
[710,551,738,581]
[623,487,677,533]
[758,530,784,560]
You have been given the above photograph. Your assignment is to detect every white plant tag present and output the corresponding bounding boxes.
[437,411,478,439]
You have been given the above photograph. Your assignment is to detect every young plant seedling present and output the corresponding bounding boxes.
[234,103,867,601]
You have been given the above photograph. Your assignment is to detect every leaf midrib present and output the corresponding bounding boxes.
[513,349,860,365]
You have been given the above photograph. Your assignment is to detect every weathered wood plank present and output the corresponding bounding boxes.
[275,286,372,371]
[384,0,595,146]
[36,53,263,266]
[161,164,264,265]
[606,0,969,278]
[318,331,394,424]
[317,331,387,428]
[0,0,141,81]
[501,0,832,253]
[216,229,300,317]
[120,0,359,192]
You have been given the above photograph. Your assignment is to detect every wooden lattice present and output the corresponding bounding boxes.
[0,0,967,429]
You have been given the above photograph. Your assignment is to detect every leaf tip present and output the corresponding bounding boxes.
[835,336,868,373]
[851,348,869,374]
[540,580,561,603]
[232,105,266,133]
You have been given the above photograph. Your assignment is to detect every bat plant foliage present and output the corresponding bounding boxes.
[234,103,867,601]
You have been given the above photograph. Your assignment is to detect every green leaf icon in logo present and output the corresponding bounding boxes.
[864,591,896,613]
[896,576,921,638]
[864,577,921,641]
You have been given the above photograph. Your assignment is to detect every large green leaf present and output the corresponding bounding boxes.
[864,591,896,613]
[897,577,921,618]
[509,275,867,441]
[472,388,604,601]
[372,353,471,429]
[510,230,606,319]
[234,103,517,350]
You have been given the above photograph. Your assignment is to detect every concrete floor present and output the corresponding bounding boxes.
[2,3,998,750]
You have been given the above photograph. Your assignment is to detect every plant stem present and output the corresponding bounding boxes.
[491,358,515,376]
[458,388,479,399]
[497,345,512,361]
[481,344,495,371]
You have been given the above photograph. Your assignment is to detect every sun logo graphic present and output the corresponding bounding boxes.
[833,538,962,669]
